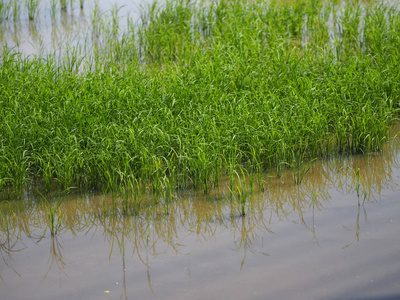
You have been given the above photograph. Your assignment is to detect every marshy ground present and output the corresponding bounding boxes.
[1,0,400,299]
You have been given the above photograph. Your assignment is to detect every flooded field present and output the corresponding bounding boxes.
[0,0,142,59]
[2,0,400,299]
[1,135,400,300]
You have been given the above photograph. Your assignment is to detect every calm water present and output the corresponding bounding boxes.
[1,134,400,299]
[1,0,398,58]
[0,0,143,56]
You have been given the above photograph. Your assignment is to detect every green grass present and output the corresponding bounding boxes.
[25,0,39,20]
[12,0,21,21]
[1,0,400,198]
[1,141,399,248]
[60,0,66,10]
[0,0,11,22]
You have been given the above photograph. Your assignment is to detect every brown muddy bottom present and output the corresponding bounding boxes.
[1,138,400,300]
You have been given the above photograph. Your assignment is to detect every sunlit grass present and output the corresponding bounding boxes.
[1,0,400,199]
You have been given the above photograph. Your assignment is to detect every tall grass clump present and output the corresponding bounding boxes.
[12,0,21,22]
[1,0,400,198]
[26,0,39,20]
[60,0,67,10]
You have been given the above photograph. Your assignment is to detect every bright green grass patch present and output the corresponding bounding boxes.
[1,0,400,197]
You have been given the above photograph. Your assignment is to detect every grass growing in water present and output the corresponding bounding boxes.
[12,0,21,21]
[60,0,66,10]
[25,0,39,20]
[1,0,400,198]
[44,200,62,236]
[0,0,11,22]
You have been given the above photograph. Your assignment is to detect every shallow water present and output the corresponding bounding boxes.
[2,0,397,58]
[1,134,400,299]
[0,0,142,57]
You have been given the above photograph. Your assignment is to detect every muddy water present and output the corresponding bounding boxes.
[1,135,400,300]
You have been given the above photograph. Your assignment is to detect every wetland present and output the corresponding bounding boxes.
[1,0,400,298]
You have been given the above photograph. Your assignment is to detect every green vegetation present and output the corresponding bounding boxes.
[12,0,21,22]
[1,0,400,198]
[0,0,11,22]
[60,0,67,10]
[26,0,39,20]
[1,142,398,249]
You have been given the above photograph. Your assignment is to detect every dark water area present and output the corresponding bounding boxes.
[1,133,400,299]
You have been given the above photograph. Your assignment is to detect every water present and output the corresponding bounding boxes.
[1,134,400,299]
[0,0,143,57]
